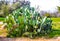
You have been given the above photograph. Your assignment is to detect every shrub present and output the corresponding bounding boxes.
[4,6,52,38]
[0,1,20,17]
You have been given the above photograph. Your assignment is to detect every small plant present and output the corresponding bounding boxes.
[4,6,52,38]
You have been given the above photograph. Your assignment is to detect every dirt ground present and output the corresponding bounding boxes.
[0,37,60,41]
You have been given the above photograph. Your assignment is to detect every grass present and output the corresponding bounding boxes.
[0,17,5,21]
[52,22,60,30]
[0,29,7,37]
[51,18,60,22]
[48,30,60,38]
[51,18,60,30]
[48,18,60,38]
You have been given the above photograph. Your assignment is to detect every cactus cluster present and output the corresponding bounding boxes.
[4,6,52,38]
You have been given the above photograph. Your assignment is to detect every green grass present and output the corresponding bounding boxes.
[0,17,5,21]
[52,22,60,30]
[51,18,60,30]
[48,18,60,38]
[48,30,60,38]
[51,18,60,22]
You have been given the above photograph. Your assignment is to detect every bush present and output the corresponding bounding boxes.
[4,6,52,38]
[0,1,21,17]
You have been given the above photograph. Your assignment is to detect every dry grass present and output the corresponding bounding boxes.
[0,23,7,37]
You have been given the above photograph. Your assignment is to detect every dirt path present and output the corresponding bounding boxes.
[0,37,60,41]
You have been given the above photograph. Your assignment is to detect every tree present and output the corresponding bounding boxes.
[57,6,60,13]
[43,12,51,17]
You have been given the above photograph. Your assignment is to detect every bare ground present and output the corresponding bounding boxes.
[0,37,60,41]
